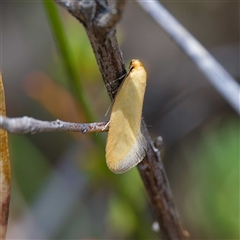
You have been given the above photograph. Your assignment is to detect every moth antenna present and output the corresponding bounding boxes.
[105,73,127,87]
[105,104,111,117]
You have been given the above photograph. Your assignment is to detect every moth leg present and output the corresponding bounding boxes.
[102,121,110,131]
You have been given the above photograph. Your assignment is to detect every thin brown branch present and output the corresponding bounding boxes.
[0,116,108,134]
[139,121,189,239]
[54,0,127,101]
[0,74,10,240]
[54,0,189,239]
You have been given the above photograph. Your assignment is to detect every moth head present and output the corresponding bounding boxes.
[129,59,143,70]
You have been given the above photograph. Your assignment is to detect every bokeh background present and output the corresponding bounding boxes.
[1,1,239,239]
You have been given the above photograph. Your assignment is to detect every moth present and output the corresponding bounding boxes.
[106,59,147,174]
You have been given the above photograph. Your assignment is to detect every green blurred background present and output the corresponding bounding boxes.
[1,1,239,239]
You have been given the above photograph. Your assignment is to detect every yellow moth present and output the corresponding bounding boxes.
[106,59,147,174]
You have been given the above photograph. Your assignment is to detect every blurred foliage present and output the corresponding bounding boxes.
[169,116,239,239]
[9,135,51,202]
[189,117,239,238]
[3,1,239,239]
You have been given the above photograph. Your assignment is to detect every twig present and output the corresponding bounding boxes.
[137,1,240,115]
[54,0,188,239]
[0,116,108,134]
[0,75,11,240]
[139,121,189,239]
[54,0,127,101]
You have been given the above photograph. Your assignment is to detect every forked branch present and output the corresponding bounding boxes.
[53,0,188,239]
